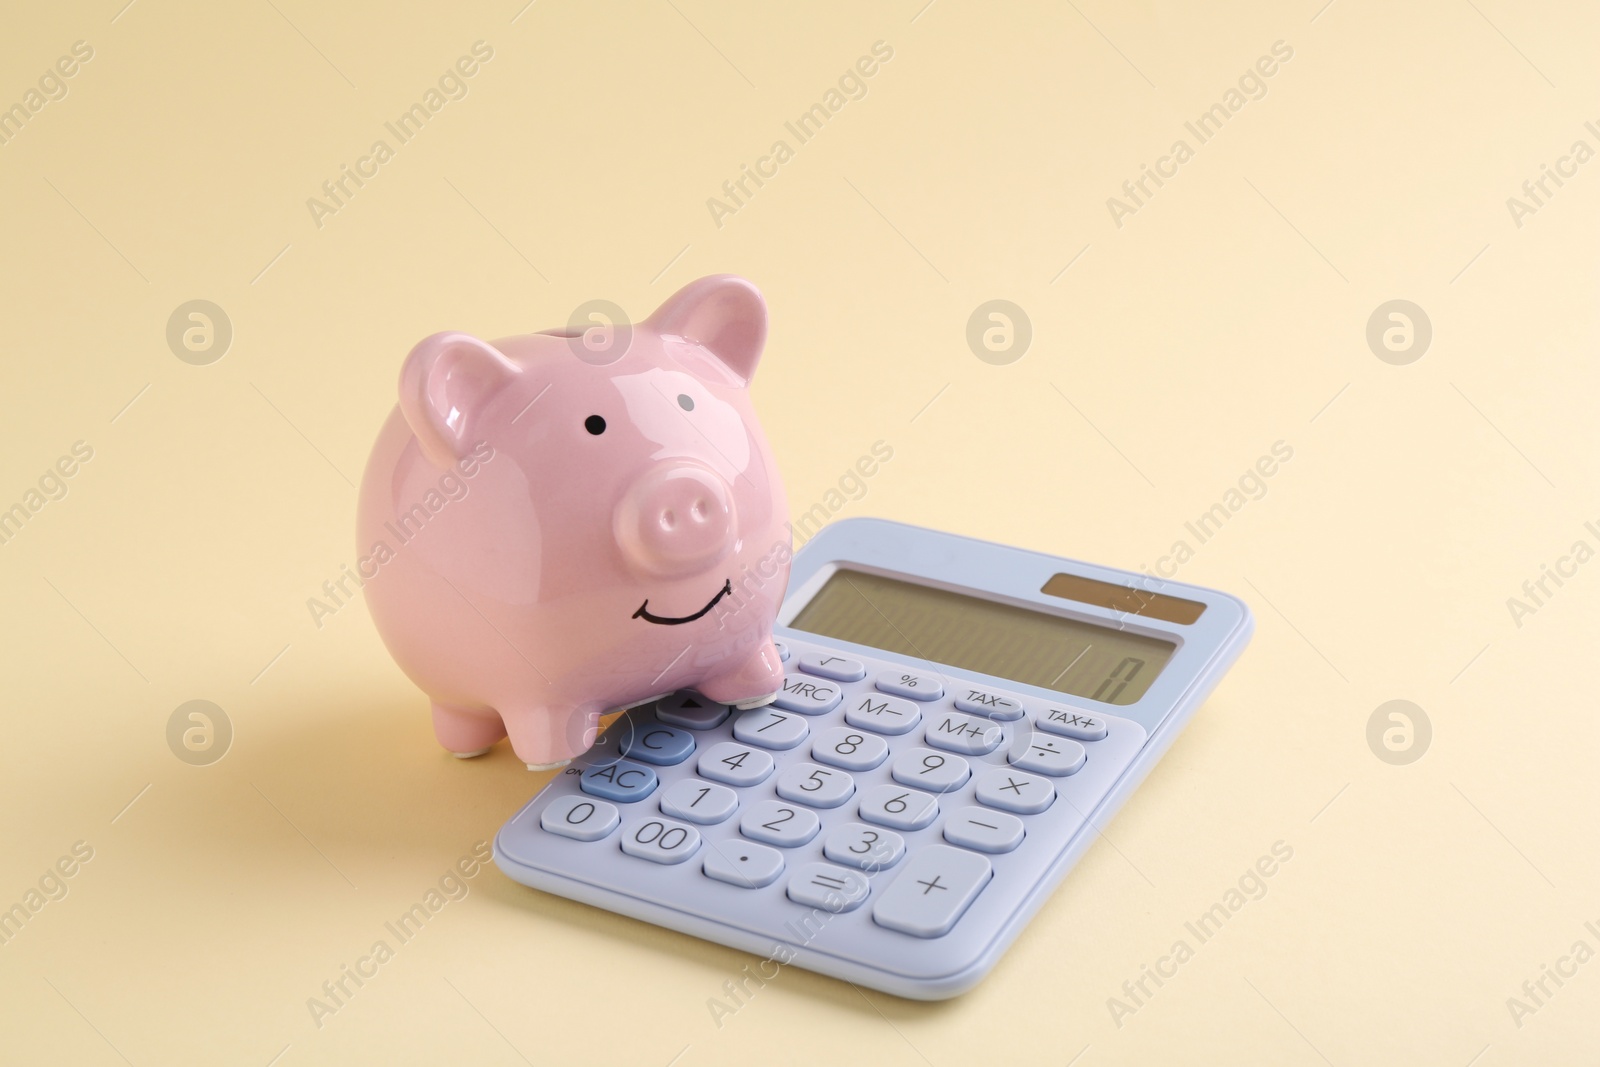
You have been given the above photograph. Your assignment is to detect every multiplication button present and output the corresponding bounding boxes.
[539,795,620,842]
[1008,736,1086,777]
[952,688,1025,721]
[876,669,943,701]
[872,845,992,938]
[1036,707,1108,741]
[844,693,921,735]
[732,708,809,750]
[798,652,867,682]
[773,674,843,715]
[973,767,1055,815]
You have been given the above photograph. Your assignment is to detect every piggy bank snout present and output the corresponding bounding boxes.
[614,463,736,577]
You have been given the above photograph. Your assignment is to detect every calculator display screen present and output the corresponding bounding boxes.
[788,569,1175,705]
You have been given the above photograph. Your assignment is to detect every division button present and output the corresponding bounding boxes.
[539,795,620,842]
[942,806,1025,854]
[1008,735,1087,777]
[872,845,993,938]
[973,767,1056,815]
[787,863,871,912]
[703,840,786,888]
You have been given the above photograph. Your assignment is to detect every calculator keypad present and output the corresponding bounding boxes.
[508,634,1148,972]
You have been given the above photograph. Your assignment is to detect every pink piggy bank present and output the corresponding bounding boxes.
[357,275,791,769]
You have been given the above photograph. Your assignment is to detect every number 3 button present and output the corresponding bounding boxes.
[824,822,905,870]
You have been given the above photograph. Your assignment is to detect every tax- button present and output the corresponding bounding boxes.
[875,669,943,701]
[1008,736,1087,777]
[872,845,992,938]
[973,767,1055,815]
[616,721,695,765]
[952,688,1025,721]
[579,759,658,802]
[798,652,867,682]
[773,674,843,715]
[1036,707,1109,741]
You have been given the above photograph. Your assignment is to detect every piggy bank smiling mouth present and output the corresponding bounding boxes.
[632,579,734,626]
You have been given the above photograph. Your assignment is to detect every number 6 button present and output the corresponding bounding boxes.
[775,763,855,808]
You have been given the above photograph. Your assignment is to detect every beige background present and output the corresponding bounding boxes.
[2,0,1597,1063]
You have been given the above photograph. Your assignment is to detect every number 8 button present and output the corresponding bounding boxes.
[812,727,889,771]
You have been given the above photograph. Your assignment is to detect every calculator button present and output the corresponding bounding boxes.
[655,693,731,730]
[658,778,739,824]
[697,742,775,787]
[923,710,1005,756]
[774,640,790,662]
[616,721,696,765]
[1009,735,1087,777]
[798,652,867,682]
[740,800,821,847]
[823,823,906,871]
[618,815,701,864]
[889,747,970,793]
[775,763,856,808]
[811,727,889,771]
[872,845,993,938]
[732,707,809,750]
[875,669,944,701]
[579,759,658,803]
[952,688,1026,721]
[773,674,843,715]
[787,863,871,913]
[843,693,921,735]
[539,795,620,842]
[973,767,1056,815]
[1036,707,1109,741]
[702,840,785,888]
[943,806,1025,854]
[857,785,940,830]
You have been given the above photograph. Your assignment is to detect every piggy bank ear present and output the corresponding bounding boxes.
[646,275,768,385]
[399,332,519,468]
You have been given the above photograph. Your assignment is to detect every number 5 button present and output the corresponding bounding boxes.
[775,763,855,808]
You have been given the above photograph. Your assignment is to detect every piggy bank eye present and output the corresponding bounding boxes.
[677,394,694,412]
[584,415,606,435]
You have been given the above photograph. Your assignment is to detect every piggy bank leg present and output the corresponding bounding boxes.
[696,640,785,710]
[431,702,509,758]
[504,705,604,771]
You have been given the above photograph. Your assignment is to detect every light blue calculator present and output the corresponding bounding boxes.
[494,518,1253,999]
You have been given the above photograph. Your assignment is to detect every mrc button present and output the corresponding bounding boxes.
[773,674,842,714]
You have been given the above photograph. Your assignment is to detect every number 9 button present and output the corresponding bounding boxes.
[812,727,888,771]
